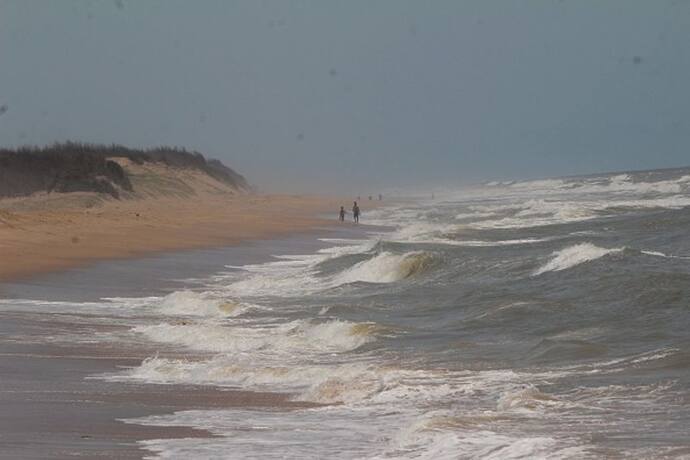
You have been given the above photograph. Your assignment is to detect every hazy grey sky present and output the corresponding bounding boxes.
[1,1,689,192]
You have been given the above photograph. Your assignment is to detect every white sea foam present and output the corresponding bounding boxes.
[222,239,380,297]
[508,173,690,196]
[108,356,443,405]
[132,319,376,355]
[454,210,497,220]
[641,250,669,258]
[114,345,607,459]
[109,351,484,407]
[154,290,256,317]
[123,406,587,460]
[410,237,553,247]
[551,347,681,376]
[123,407,413,460]
[640,250,690,260]
[0,298,118,313]
[116,357,380,397]
[378,421,587,460]
[385,217,556,246]
[574,174,689,195]
[497,385,563,411]
[534,243,623,275]
[0,296,181,316]
[224,268,321,297]
[467,181,690,230]
[390,222,457,242]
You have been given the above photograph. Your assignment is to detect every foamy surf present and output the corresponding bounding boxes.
[534,243,624,275]
[640,250,690,260]
[496,385,563,412]
[110,357,388,402]
[132,318,377,355]
[54,167,690,458]
[154,290,259,317]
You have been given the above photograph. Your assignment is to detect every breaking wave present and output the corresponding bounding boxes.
[155,290,256,317]
[83,167,690,459]
[333,251,435,284]
[509,173,690,195]
[115,357,385,401]
[132,319,377,355]
[534,243,623,275]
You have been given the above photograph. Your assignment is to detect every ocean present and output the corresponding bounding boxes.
[2,168,690,459]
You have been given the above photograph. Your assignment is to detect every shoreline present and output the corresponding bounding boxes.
[0,192,366,282]
[0,316,321,459]
[0,194,387,458]
[0,230,364,459]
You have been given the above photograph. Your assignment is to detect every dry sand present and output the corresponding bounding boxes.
[0,192,343,281]
[0,158,356,280]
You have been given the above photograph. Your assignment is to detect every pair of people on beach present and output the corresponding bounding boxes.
[339,202,360,223]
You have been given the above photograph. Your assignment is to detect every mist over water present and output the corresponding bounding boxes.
[5,167,690,458]
[2,2,690,191]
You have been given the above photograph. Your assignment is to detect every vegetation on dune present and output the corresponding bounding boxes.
[0,142,249,199]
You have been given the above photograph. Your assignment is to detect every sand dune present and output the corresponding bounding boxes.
[0,158,340,280]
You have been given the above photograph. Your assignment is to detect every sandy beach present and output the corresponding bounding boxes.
[0,148,386,458]
[0,183,372,457]
[0,192,343,281]
[0,224,370,458]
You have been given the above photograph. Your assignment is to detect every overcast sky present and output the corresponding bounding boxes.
[1,1,689,192]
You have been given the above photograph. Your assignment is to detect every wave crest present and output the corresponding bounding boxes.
[334,251,435,284]
[534,243,623,275]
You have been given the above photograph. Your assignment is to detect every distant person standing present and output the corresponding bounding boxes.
[352,201,360,223]
[378,194,382,201]
[339,206,346,222]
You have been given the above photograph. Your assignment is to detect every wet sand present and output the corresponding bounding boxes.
[0,298,321,459]
[0,231,371,459]
[0,339,318,459]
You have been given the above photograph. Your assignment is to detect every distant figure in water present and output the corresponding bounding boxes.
[352,201,360,223]
[378,194,382,201]
[339,206,346,222]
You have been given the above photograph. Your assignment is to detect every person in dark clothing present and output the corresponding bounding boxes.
[339,206,346,222]
[352,201,360,223]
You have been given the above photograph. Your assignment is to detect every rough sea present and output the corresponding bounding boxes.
[4,168,690,459]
